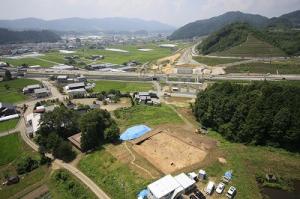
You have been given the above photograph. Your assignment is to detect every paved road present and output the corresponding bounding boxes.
[1,80,111,199]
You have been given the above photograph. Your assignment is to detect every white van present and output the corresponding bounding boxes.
[205,181,215,195]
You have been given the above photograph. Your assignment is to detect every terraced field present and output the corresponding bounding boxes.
[213,35,286,57]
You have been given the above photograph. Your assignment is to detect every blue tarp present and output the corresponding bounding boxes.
[137,189,148,199]
[224,171,233,180]
[120,125,151,141]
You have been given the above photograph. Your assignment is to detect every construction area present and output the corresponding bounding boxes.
[132,131,207,174]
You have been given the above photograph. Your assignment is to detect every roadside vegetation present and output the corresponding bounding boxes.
[193,81,300,151]
[0,118,19,133]
[193,56,244,66]
[49,169,97,199]
[93,80,153,93]
[79,149,150,199]
[225,60,300,74]
[0,78,40,103]
[114,104,183,130]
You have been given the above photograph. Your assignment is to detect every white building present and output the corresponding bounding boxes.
[147,173,195,199]
[26,113,41,137]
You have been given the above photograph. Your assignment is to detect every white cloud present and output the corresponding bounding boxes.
[0,0,299,26]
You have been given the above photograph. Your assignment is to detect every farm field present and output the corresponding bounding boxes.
[78,149,150,199]
[193,56,245,66]
[1,42,183,67]
[0,118,19,133]
[212,35,286,57]
[114,104,183,130]
[92,80,153,93]
[0,78,40,103]
[225,61,300,74]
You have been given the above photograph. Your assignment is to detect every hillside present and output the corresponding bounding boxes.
[198,23,300,56]
[0,28,61,44]
[169,11,269,40]
[0,17,175,32]
[169,10,300,40]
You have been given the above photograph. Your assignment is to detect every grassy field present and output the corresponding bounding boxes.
[0,134,23,165]
[92,80,153,93]
[114,104,183,130]
[193,56,244,66]
[2,57,54,67]
[78,149,151,199]
[213,35,286,57]
[225,61,300,74]
[48,169,97,199]
[0,133,48,198]
[0,118,19,133]
[0,78,40,103]
[200,131,300,199]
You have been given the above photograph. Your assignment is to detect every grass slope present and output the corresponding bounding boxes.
[79,150,150,199]
[225,60,300,74]
[0,78,40,103]
[93,80,153,93]
[193,56,244,66]
[2,57,54,67]
[0,118,19,133]
[213,35,286,57]
[204,131,300,199]
[114,104,183,130]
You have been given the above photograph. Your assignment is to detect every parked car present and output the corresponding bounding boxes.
[226,186,237,198]
[216,182,225,194]
[190,195,198,199]
[194,189,206,199]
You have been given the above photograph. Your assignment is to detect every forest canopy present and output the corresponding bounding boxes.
[193,82,300,151]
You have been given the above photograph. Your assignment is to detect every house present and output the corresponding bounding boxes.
[75,76,87,83]
[23,84,41,94]
[26,113,41,137]
[134,92,160,105]
[34,88,50,98]
[57,75,68,83]
[66,88,87,97]
[68,133,82,151]
[0,102,17,117]
[147,175,184,199]
[65,82,85,91]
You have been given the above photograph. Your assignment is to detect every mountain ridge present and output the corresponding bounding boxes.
[169,10,300,40]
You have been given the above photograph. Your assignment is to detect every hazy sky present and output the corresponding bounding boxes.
[1,0,300,26]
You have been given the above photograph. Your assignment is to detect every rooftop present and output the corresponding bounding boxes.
[174,173,196,189]
[148,175,182,199]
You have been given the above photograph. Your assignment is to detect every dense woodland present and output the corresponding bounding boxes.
[0,28,60,44]
[199,23,300,56]
[193,82,300,151]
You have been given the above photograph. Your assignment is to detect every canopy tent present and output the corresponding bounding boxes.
[120,125,151,141]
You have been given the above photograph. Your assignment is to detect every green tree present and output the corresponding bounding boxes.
[3,70,12,81]
[53,141,76,162]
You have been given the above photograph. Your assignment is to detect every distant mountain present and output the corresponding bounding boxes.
[0,17,175,32]
[0,28,61,44]
[169,11,269,40]
[268,10,300,28]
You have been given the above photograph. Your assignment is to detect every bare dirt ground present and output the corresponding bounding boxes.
[133,132,208,174]
[72,98,98,105]
[164,97,195,108]
[72,98,131,112]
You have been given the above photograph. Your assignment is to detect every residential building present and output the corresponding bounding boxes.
[23,84,41,94]
[26,113,41,137]
[0,102,17,117]
[34,88,50,98]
